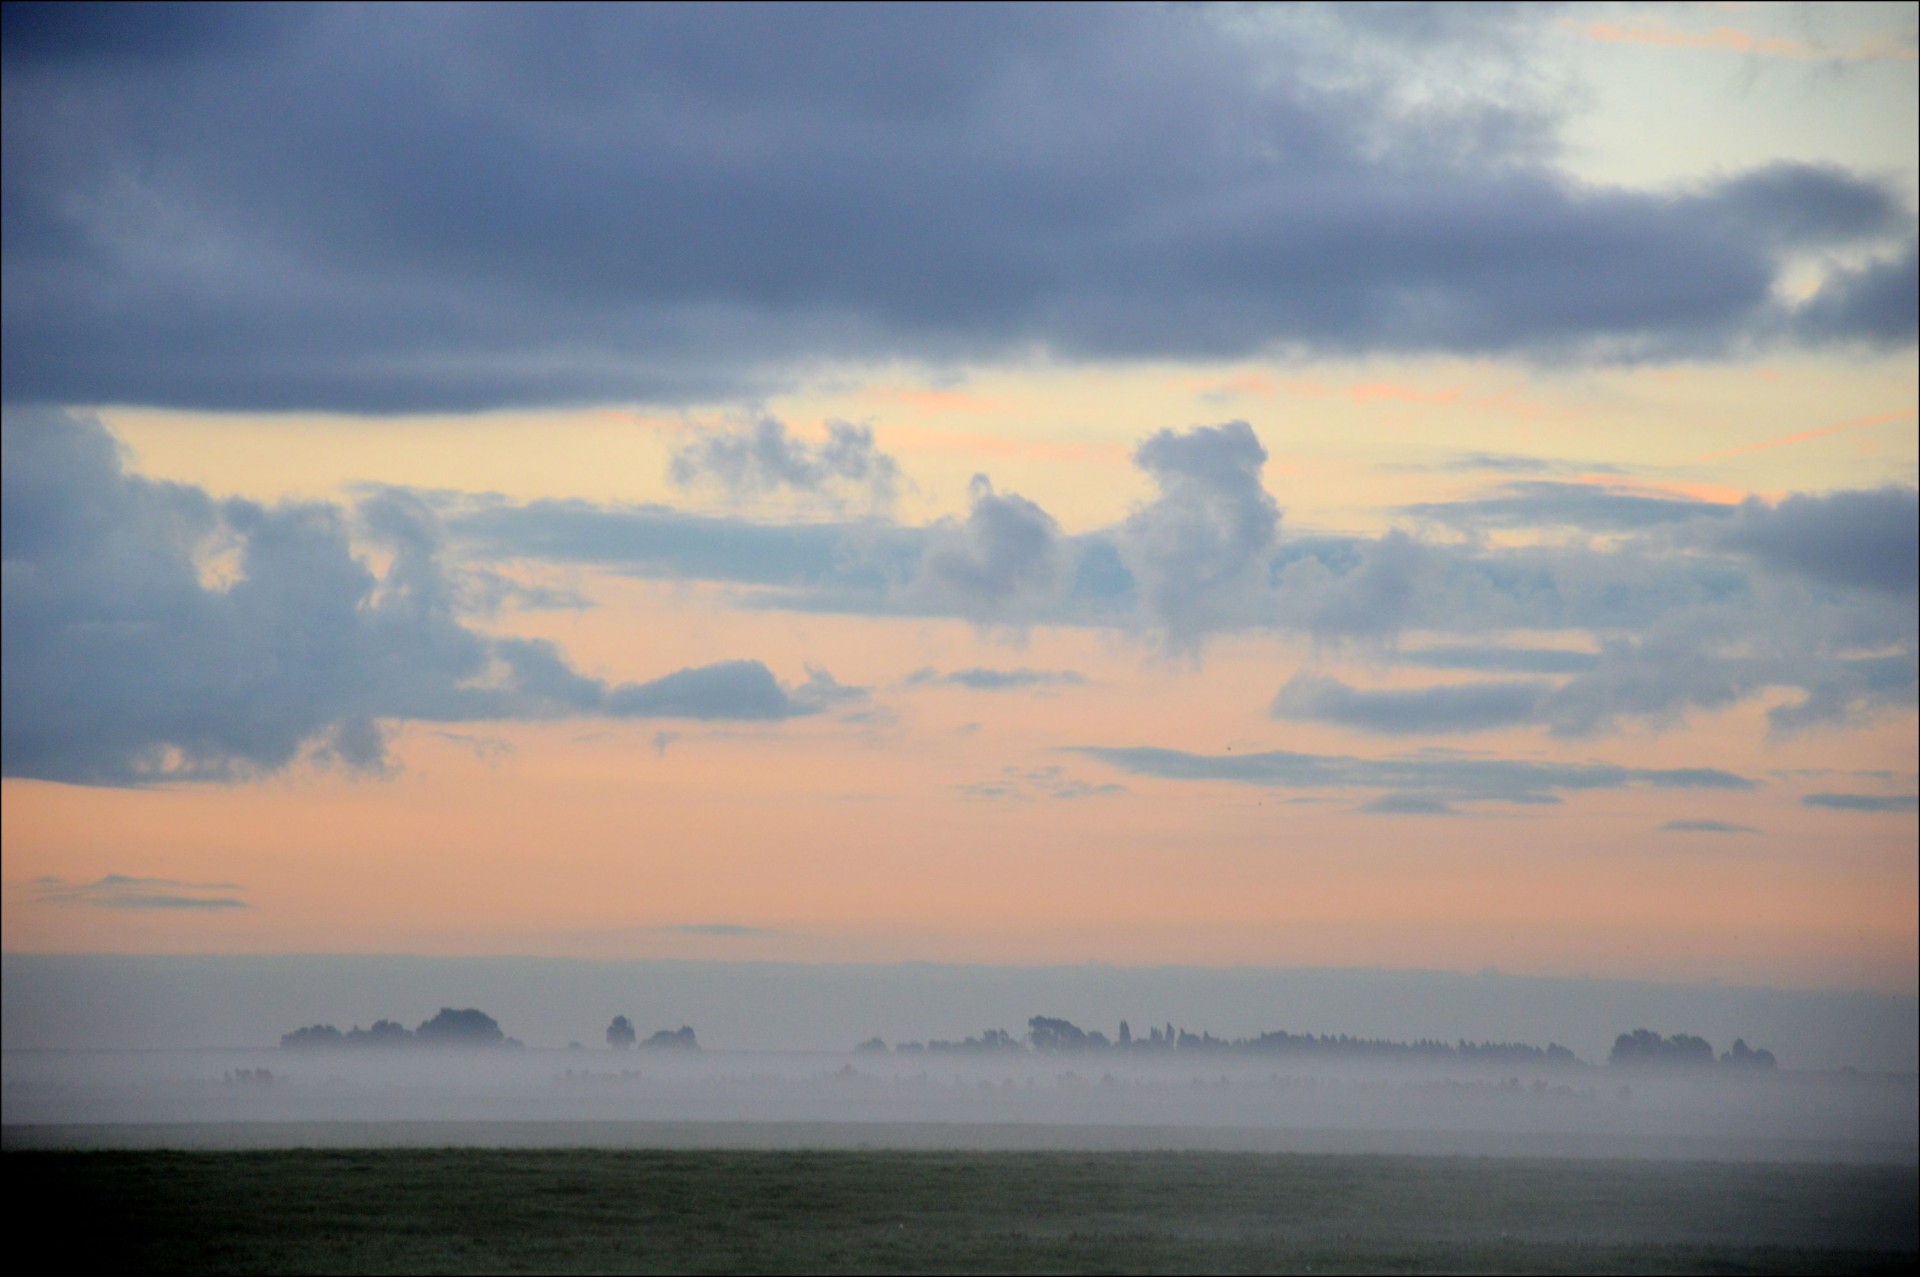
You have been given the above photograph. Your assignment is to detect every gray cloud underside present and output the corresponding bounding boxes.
[4,6,1914,412]
[1801,793,1919,813]
[1660,820,1761,834]
[1,409,853,786]
[1070,746,1753,807]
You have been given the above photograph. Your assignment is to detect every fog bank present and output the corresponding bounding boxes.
[4,955,1913,1073]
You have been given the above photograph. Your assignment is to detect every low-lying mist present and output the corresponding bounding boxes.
[5,1043,1913,1162]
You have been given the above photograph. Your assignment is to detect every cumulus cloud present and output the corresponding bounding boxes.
[3,7,1910,412]
[1117,421,1280,651]
[1072,745,1754,808]
[0,409,848,785]
[910,476,1066,625]
[670,417,901,508]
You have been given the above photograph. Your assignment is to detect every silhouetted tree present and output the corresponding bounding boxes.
[1118,1019,1131,1046]
[1609,1029,1715,1067]
[855,1037,889,1053]
[1720,1038,1778,1069]
[280,1024,343,1049]
[607,1015,636,1049]
[1029,1016,1094,1050]
[415,1007,507,1047]
[641,1025,699,1050]
[344,1019,412,1047]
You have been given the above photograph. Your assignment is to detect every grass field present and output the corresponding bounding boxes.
[15,1146,1915,1274]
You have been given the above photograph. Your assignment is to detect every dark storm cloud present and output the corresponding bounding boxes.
[0,409,845,785]
[1071,745,1754,807]
[4,5,1912,412]
[1801,792,1919,813]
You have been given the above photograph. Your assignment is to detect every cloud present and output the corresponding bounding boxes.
[605,661,802,721]
[1071,745,1754,808]
[32,874,249,910]
[1273,674,1551,735]
[1117,421,1280,651]
[670,417,901,508]
[959,764,1126,802]
[909,476,1066,625]
[4,7,1912,412]
[1790,240,1920,346]
[438,462,1915,742]
[1400,480,1730,531]
[906,667,1087,691]
[1801,792,1919,813]
[1714,487,1920,596]
[1660,820,1760,834]
[1360,793,1459,816]
[0,409,846,785]
[1398,645,1601,675]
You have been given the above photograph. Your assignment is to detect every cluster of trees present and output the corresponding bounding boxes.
[861,1017,1582,1063]
[605,1017,700,1050]
[281,1008,523,1050]
[1608,1029,1778,1069]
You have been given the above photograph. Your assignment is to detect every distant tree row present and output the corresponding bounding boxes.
[855,1017,1783,1069]
[1608,1029,1777,1069]
[860,1017,1582,1063]
[281,1008,522,1050]
[606,1017,700,1051]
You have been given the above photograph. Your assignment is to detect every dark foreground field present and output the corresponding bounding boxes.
[15,1146,1915,1275]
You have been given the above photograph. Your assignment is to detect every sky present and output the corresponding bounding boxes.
[3,2,1916,1002]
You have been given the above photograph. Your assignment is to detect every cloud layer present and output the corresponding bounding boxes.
[0,410,849,785]
[4,5,1913,412]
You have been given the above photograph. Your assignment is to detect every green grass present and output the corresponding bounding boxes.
[14,1147,1915,1274]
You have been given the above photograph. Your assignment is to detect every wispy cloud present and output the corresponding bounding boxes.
[959,765,1126,803]
[906,667,1087,692]
[1802,793,1919,813]
[31,874,249,910]
[658,923,777,937]
[1071,746,1755,809]
[1661,819,1761,835]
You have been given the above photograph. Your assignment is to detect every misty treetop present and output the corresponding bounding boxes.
[604,1018,700,1051]
[874,1017,1779,1069]
[1608,1029,1779,1069]
[281,1008,523,1050]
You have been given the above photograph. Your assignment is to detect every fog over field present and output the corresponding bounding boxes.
[5,955,1914,1164]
